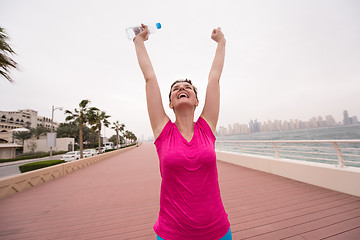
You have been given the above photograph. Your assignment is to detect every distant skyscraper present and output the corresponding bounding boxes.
[343,110,350,125]
[350,116,358,125]
[233,123,241,135]
[228,124,233,135]
[249,119,260,133]
[218,126,228,136]
[326,115,336,127]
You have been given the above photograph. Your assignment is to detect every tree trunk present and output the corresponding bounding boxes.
[116,127,119,149]
[79,122,83,159]
[98,125,101,154]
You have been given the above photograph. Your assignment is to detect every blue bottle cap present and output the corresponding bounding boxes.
[156,23,162,29]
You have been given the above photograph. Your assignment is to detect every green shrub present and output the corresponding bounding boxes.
[19,160,65,173]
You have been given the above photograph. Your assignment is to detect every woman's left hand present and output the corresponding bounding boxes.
[211,27,226,44]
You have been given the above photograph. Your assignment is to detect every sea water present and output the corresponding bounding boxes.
[216,125,360,167]
[217,125,360,141]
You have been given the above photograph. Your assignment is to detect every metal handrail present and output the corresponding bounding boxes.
[215,140,360,168]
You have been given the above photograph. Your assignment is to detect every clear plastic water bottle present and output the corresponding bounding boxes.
[125,23,162,40]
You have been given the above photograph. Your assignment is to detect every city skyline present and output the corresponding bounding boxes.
[217,110,359,136]
[1,107,359,140]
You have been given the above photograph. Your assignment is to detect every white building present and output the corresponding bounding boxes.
[218,126,228,136]
[0,109,59,143]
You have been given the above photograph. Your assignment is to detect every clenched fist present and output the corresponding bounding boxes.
[211,27,226,44]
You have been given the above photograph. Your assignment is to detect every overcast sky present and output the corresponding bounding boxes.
[1,0,359,139]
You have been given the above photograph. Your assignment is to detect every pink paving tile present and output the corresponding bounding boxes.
[301,216,360,240]
[323,227,360,240]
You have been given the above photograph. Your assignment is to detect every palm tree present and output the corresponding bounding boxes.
[31,126,50,139]
[56,122,78,139]
[124,130,130,144]
[89,110,110,154]
[0,27,17,83]
[13,131,32,145]
[82,126,98,147]
[65,100,98,158]
[130,131,137,143]
[111,121,125,149]
[124,130,137,144]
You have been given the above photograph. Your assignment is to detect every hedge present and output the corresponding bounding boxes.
[19,160,65,173]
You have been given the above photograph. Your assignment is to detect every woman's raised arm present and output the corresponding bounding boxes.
[200,27,226,133]
[133,24,169,139]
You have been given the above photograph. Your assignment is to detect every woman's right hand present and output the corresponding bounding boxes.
[134,24,149,42]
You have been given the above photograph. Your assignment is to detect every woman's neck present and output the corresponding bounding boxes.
[174,109,195,141]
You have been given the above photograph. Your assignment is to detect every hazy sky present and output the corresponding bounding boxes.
[1,0,359,139]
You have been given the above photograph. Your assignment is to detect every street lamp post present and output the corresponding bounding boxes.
[50,105,63,157]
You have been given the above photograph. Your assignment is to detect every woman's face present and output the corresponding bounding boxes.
[169,82,199,110]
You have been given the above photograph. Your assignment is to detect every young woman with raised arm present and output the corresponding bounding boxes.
[133,24,231,240]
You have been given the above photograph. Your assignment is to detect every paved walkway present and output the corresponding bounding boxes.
[0,143,359,239]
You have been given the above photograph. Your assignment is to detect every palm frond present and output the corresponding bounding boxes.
[1,27,17,83]
[79,99,90,108]
[65,115,74,121]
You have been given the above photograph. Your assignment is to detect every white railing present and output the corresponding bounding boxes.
[215,140,360,168]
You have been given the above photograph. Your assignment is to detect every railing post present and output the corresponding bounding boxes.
[238,143,242,154]
[272,142,279,159]
[332,142,345,167]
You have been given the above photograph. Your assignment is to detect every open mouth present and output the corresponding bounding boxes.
[177,92,189,99]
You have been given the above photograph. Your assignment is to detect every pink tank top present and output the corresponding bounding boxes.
[154,117,230,240]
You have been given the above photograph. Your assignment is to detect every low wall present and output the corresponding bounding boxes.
[24,137,74,153]
[216,151,360,197]
[0,145,137,199]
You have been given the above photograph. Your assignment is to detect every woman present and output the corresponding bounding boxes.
[133,24,231,240]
